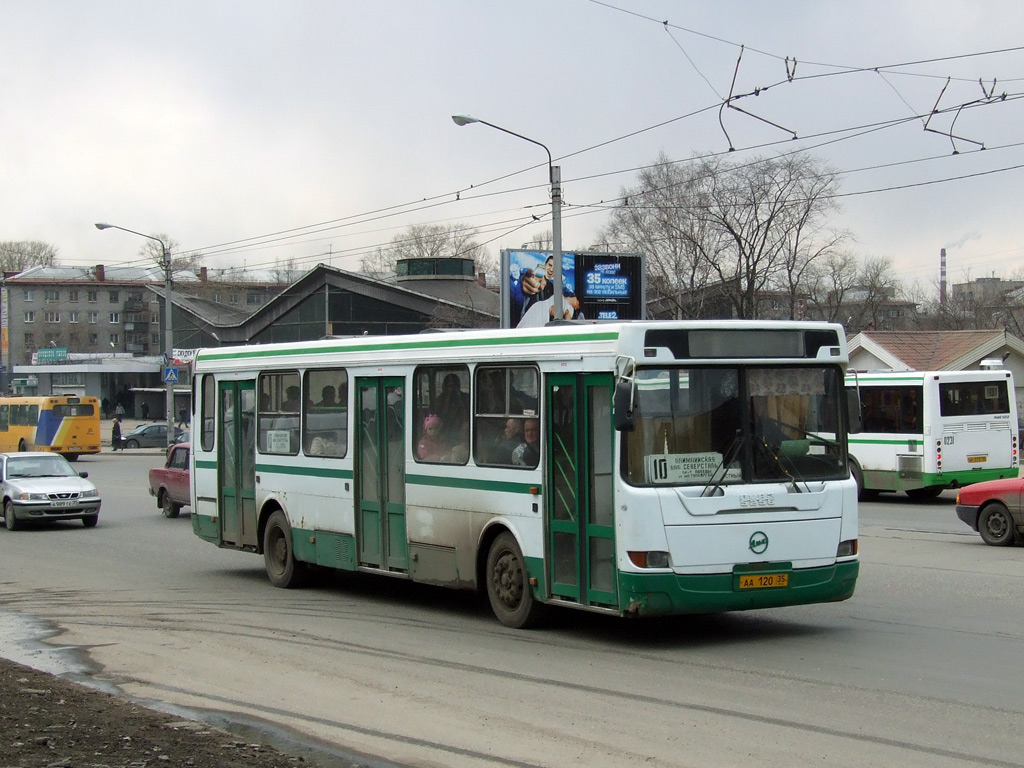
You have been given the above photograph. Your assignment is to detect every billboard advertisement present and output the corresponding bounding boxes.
[501,250,645,328]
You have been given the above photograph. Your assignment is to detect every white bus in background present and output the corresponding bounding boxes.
[846,369,1019,500]
[189,320,860,628]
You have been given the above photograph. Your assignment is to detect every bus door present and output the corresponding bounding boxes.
[545,374,617,608]
[218,380,258,548]
[355,377,408,572]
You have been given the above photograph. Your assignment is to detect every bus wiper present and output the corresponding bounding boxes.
[702,432,742,497]
[756,434,809,493]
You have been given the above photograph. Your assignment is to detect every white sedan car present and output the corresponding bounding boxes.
[0,452,101,530]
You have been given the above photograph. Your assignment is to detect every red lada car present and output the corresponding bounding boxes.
[148,443,190,518]
[955,477,1024,546]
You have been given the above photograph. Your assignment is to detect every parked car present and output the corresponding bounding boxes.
[120,423,184,449]
[148,443,190,518]
[173,430,190,445]
[955,477,1024,546]
[0,452,101,530]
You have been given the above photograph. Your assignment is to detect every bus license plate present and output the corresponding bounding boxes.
[738,573,789,589]
[967,455,986,463]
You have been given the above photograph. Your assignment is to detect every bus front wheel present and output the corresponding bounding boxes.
[17,440,26,452]
[486,532,542,629]
[263,510,307,588]
[978,503,1015,546]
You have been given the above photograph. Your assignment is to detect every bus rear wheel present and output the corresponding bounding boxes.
[906,486,944,500]
[978,503,1015,546]
[486,532,542,629]
[263,510,307,588]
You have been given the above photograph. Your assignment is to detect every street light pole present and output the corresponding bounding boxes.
[451,115,564,322]
[95,222,176,448]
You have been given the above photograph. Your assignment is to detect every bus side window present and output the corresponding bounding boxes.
[303,368,348,458]
[258,371,300,455]
[0,405,7,431]
[473,366,538,467]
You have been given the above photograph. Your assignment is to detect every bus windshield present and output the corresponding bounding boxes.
[623,365,846,486]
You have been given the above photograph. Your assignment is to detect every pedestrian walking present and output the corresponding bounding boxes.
[115,402,125,419]
[141,401,150,420]
[111,418,122,452]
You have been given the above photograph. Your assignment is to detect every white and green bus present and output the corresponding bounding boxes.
[846,369,1019,500]
[189,320,860,627]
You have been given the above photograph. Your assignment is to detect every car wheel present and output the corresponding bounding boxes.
[263,510,307,588]
[4,500,20,531]
[161,491,180,519]
[978,503,1015,546]
[82,514,98,528]
[125,439,140,449]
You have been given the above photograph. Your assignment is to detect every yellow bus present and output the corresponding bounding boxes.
[0,395,102,460]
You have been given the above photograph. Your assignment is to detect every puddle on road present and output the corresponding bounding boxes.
[0,608,94,677]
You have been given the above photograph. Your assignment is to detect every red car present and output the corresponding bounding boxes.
[148,443,190,518]
[955,477,1024,546]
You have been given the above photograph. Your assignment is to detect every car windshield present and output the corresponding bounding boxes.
[6,456,77,479]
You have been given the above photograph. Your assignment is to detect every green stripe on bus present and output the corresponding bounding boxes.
[196,329,620,362]
[195,460,218,470]
[407,473,537,495]
[255,463,354,479]
[849,438,925,446]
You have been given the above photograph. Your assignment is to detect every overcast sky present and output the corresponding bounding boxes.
[4,1,1024,294]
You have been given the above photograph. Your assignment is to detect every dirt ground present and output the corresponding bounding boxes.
[0,655,381,768]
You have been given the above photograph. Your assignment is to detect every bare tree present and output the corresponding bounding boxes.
[134,234,203,273]
[0,241,59,273]
[599,151,844,319]
[806,250,861,323]
[853,256,903,330]
[598,152,722,319]
[361,223,493,276]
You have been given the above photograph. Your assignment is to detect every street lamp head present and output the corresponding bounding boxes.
[451,114,479,127]
[94,223,112,231]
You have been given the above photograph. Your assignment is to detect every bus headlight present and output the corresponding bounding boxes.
[628,551,670,568]
[836,539,858,558]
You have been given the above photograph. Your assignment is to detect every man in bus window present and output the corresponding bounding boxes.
[491,418,522,464]
[512,419,540,467]
[317,385,337,408]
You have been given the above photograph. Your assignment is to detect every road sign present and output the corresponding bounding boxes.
[163,367,179,384]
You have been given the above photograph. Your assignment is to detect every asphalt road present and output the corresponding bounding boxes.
[1,453,1022,768]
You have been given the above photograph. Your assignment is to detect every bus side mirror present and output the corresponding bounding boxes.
[614,379,635,432]
[846,390,862,434]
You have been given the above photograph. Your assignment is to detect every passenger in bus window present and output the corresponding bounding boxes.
[477,370,506,414]
[282,386,300,412]
[317,385,337,408]
[448,421,470,464]
[512,418,540,467]
[491,417,522,464]
[433,373,468,440]
[417,414,449,462]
